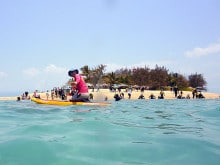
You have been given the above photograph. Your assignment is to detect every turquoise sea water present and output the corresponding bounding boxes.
[0,99,220,165]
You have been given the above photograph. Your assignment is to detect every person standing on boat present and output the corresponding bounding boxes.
[68,69,89,102]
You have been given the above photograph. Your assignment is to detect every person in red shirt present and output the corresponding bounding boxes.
[68,69,89,102]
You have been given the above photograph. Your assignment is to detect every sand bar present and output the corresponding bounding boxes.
[0,89,219,101]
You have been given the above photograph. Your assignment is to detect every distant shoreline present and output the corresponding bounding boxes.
[0,89,219,101]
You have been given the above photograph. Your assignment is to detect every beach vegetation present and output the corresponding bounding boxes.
[80,64,106,88]
[102,72,118,86]
[76,64,207,91]
[188,73,207,89]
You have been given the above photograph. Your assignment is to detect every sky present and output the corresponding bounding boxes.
[0,0,220,96]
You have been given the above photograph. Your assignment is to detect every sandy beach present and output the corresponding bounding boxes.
[87,89,220,100]
[0,89,219,101]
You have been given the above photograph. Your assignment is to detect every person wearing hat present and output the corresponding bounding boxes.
[68,69,89,102]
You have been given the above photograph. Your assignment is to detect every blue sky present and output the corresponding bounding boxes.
[0,0,220,95]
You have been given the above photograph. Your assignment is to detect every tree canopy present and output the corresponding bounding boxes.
[76,64,207,90]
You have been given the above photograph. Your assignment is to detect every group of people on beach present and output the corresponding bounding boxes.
[29,69,90,102]
[21,68,207,102]
[114,89,164,101]
[113,87,206,101]
[17,91,31,101]
[192,89,205,99]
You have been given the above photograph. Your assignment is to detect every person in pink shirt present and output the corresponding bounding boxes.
[68,69,89,102]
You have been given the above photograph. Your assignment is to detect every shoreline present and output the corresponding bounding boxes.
[0,89,219,101]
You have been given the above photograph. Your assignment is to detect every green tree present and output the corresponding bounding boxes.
[131,67,150,86]
[149,65,169,89]
[80,65,91,82]
[115,68,132,84]
[65,64,207,91]
[188,73,207,88]
[90,64,106,88]
[79,64,106,88]
[176,74,189,89]
[103,72,118,86]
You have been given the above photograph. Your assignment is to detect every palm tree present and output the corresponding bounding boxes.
[80,65,91,82]
[103,72,118,86]
[91,64,106,87]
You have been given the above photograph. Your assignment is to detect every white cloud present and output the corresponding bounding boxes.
[22,68,40,77]
[185,42,220,57]
[23,64,66,76]
[44,64,66,74]
[0,71,7,78]
[20,64,68,91]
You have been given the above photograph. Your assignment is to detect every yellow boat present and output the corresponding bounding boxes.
[31,97,111,106]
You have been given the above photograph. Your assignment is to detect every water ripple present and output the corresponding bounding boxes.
[0,99,220,165]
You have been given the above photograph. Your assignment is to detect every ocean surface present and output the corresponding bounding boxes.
[0,99,220,165]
